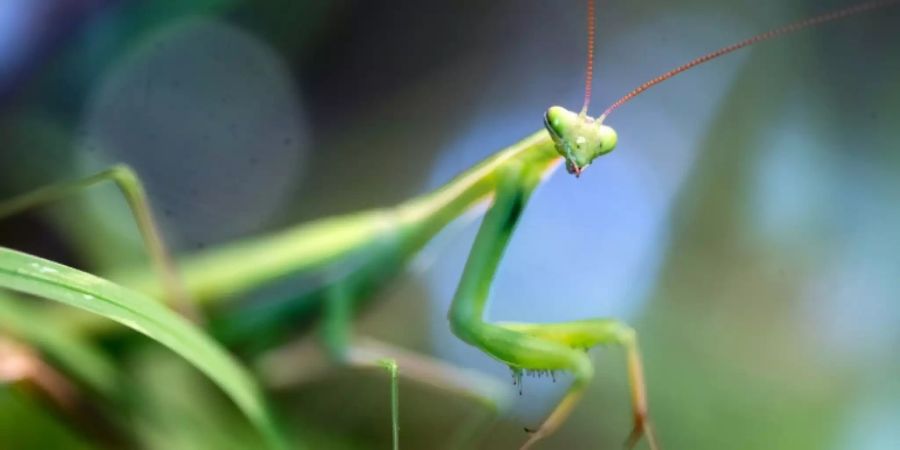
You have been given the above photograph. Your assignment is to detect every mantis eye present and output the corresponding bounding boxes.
[543,111,562,140]
[543,106,570,142]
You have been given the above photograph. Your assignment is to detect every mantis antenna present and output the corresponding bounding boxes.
[597,0,900,123]
[548,0,897,176]
[580,0,596,117]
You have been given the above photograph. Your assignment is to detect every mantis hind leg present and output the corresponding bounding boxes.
[346,338,513,450]
[259,332,513,450]
[0,165,197,320]
[315,283,511,450]
[321,282,400,449]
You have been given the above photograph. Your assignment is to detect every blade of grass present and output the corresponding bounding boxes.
[0,247,287,450]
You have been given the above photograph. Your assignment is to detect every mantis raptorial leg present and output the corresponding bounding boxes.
[441,139,657,449]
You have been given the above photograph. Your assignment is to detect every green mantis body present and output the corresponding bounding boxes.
[112,107,645,447]
[2,102,645,449]
[3,1,897,448]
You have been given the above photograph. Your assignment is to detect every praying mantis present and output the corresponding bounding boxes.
[1,1,898,449]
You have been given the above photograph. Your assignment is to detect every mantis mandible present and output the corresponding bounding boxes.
[1,1,897,449]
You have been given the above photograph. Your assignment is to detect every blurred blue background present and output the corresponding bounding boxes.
[1,1,899,449]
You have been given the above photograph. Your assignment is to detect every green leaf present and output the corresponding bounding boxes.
[0,247,286,449]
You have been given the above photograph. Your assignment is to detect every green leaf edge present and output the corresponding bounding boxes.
[0,247,287,450]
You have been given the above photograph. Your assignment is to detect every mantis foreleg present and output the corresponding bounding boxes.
[448,159,657,449]
[498,320,656,449]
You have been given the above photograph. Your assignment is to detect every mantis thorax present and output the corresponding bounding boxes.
[543,106,617,177]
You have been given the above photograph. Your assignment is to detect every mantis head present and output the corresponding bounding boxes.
[543,106,617,177]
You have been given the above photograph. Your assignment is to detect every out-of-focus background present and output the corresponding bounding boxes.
[1,0,899,449]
